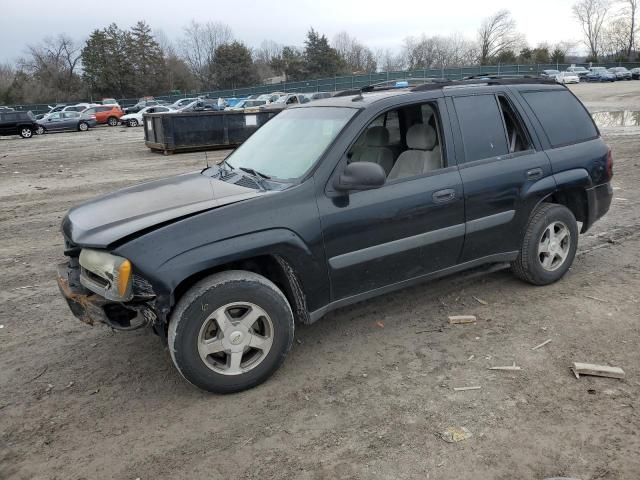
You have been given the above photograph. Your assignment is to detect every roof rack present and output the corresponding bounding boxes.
[333,77,448,97]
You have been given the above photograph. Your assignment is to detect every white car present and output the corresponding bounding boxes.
[62,103,100,112]
[555,71,580,84]
[120,105,174,127]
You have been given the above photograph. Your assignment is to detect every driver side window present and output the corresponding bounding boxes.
[347,101,445,181]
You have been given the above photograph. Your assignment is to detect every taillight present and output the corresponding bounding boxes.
[606,147,614,178]
[90,115,96,119]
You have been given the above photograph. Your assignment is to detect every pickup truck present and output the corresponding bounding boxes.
[57,77,613,393]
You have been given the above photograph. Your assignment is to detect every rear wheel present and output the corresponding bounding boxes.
[128,118,138,127]
[107,116,118,126]
[168,271,295,393]
[78,122,89,131]
[511,203,578,285]
[19,127,33,138]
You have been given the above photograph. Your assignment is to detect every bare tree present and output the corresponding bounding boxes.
[573,0,611,59]
[332,32,376,73]
[477,10,525,64]
[180,20,233,87]
[19,34,83,101]
[403,33,479,70]
[375,48,406,72]
[619,0,638,57]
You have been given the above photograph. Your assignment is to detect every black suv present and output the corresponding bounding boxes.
[57,78,613,393]
[0,110,40,138]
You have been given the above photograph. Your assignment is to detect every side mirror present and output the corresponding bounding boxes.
[334,161,386,192]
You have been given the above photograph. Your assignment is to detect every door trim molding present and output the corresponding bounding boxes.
[465,210,515,234]
[312,251,518,322]
[328,209,515,271]
[328,223,465,270]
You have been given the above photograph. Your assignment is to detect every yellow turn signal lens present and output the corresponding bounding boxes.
[117,260,132,297]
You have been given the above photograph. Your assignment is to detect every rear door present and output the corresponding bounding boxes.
[61,112,79,130]
[446,90,555,261]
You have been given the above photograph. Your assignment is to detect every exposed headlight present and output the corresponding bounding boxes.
[79,249,133,301]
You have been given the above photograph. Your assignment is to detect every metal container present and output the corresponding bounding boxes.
[143,110,278,154]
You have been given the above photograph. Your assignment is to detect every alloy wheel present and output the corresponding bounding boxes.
[538,221,571,271]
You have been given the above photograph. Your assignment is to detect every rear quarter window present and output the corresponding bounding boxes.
[522,90,598,148]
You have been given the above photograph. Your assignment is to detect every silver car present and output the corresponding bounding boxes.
[37,111,97,133]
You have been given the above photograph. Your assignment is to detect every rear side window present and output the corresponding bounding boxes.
[453,94,509,162]
[522,90,597,147]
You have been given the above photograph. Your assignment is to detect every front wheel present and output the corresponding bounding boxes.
[78,122,89,131]
[128,118,138,127]
[511,203,578,285]
[19,127,33,138]
[107,116,118,126]
[35,125,45,135]
[168,271,295,393]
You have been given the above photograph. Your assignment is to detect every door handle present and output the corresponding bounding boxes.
[433,189,456,204]
[526,168,543,180]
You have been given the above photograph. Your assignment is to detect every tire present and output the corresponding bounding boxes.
[19,127,33,138]
[78,122,89,131]
[107,116,118,126]
[128,118,138,127]
[168,270,295,394]
[511,203,578,286]
[35,125,45,135]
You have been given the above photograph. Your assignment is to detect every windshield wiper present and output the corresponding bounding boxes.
[239,167,271,180]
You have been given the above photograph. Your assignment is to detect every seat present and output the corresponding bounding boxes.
[387,124,441,180]
[349,126,394,175]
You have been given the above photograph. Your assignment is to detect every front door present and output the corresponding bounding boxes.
[317,99,465,301]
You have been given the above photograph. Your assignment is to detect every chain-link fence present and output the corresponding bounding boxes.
[9,62,640,115]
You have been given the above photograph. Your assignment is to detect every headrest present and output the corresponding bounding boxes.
[365,126,390,147]
[406,123,436,150]
[422,104,435,122]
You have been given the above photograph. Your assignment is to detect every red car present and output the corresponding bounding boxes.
[83,105,124,126]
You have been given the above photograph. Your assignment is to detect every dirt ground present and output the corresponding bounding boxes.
[1,82,639,480]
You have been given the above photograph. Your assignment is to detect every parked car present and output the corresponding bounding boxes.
[169,98,198,109]
[56,78,613,393]
[177,98,221,112]
[225,99,267,111]
[120,105,173,127]
[0,105,15,112]
[83,105,124,126]
[101,98,120,107]
[540,69,560,79]
[608,66,633,80]
[586,68,616,82]
[124,100,165,114]
[62,103,99,112]
[554,71,580,84]
[308,92,333,100]
[566,66,589,79]
[0,110,39,138]
[260,93,311,112]
[37,111,96,132]
[631,67,640,80]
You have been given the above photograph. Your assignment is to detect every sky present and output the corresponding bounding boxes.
[0,0,582,63]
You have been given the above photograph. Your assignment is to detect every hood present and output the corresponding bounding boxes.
[63,172,261,248]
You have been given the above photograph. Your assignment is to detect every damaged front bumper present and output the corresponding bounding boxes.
[56,261,158,331]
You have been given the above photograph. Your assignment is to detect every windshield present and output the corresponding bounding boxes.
[225,107,356,181]
[274,95,290,104]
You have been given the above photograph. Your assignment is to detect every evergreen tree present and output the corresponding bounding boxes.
[303,28,344,78]
[211,41,258,88]
[129,21,167,94]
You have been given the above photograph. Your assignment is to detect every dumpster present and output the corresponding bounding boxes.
[143,110,278,154]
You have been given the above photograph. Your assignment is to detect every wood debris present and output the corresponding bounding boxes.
[488,362,521,371]
[448,315,477,325]
[571,362,625,379]
[532,339,552,350]
[453,385,481,391]
[472,296,488,305]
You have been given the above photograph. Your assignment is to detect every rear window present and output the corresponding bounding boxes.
[522,90,598,148]
[453,94,509,162]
